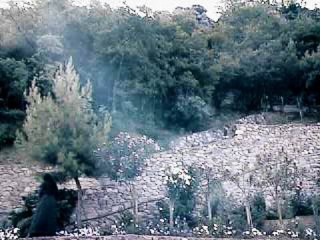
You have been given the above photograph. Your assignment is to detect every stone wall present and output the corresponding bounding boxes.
[1,123,320,226]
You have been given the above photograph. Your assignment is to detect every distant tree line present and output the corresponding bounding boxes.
[1,0,320,147]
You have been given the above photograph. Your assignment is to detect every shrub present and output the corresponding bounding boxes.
[170,95,213,132]
[165,164,199,230]
[288,194,313,217]
[251,193,267,228]
[10,188,77,237]
[202,181,247,235]
[0,110,25,149]
[56,226,100,237]
[266,208,279,220]
[228,206,247,233]
[156,199,194,235]
[0,227,20,240]
[312,195,320,234]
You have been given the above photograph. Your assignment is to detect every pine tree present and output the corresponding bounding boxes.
[16,57,111,227]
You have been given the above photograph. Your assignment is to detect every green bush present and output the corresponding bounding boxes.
[288,194,313,217]
[0,110,25,148]
[156,198,198,230]
[266,209,279,220]
[0,123,18,147]
[10,188,77,237]
[251,193,267,228]
[170,95,213,132]
[267,194,314,220]
[228,206,247,233]
[164,165,199,229]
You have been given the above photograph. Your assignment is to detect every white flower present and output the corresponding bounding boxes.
[291,232,299,238]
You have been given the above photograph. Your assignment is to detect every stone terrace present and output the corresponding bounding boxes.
[1,122,320,226]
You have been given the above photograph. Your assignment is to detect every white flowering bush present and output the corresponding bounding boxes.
[192,220,237,238]
[305,228,318,240]
[287,229,300,238]
[165,164,197,201]
[96,132,161,228]
[50,222,320,239]
[163,164,198,231]
[0,228,20,240]
[56,226,100,237]
[242,227,265,237]
[96,132,160,181]
[213,223,235,237]
[109,224,127,235]
[144,219,171,236]
[193,224,209,236]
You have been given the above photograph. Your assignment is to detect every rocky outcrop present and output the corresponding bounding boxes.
[174,5,214,28]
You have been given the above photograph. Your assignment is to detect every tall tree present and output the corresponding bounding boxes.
[16,58,111,227]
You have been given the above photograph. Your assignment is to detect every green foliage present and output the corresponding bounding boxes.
[251,193,266,228]
[15,58,111,179]
[228,206,247,233]
[1,0,320,143]
[0,58,29,108]
[96,132,159,181]
[0,121,22,148]
[203,181,247,233]
[164,165,198,228]
[10,188,77,238]
[170,95,212,131]
[156,199,198,232]
[287,193,313,217]
[205,181,226,218]
[312,195,320,234]
[0,58,29,148]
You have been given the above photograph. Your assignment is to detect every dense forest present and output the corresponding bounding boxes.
[0,0,320,148]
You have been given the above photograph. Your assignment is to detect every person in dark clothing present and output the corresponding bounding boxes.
[28,173,58,237]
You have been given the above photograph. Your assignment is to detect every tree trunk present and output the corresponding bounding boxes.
[296,97,303,122]
[276,195,283,226]
[112,53,124,113]
[208,195,212,222]
[169,199,175,232]
[280,96,284,113]
[207,177,212,221]
[74,177,83,228]
[245,200,253,231]
[312,199,320,234]
[129,183,139,229]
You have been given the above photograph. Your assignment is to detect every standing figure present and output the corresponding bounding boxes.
[28,173,58,237]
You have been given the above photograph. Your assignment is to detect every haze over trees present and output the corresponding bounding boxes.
[0,0,320,147]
